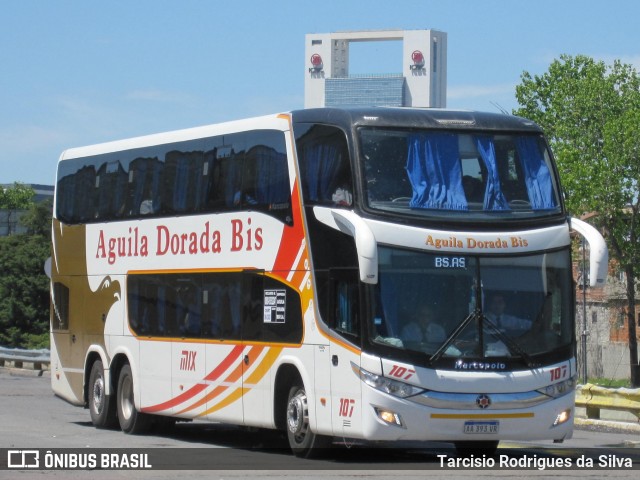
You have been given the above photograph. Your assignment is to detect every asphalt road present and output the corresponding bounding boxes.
[1,368,639,480]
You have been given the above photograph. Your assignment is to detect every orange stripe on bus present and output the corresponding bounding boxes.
[430,413,535,419]
[201,387,247,416]
[177,346,265,415]
[198,347,282,417]
[142,344,244,413]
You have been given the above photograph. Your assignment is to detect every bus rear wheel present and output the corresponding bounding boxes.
[286,385,329,457]
[88,360,117,428]
[116,364,152,434]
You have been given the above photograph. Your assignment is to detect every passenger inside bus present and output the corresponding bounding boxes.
[400,305,446,344]
[179,287,202,337]
[331,185,352,206]
[484,293,532,335]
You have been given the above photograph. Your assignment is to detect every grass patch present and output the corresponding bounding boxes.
[587,377,632,389]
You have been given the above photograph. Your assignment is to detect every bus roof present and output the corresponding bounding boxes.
[59,107,542,162]
[59,112,291,161]
[289,107,543,133]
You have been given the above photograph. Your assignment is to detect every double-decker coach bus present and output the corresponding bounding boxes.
[50,107,607,456]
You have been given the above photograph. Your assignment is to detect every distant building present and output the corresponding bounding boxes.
[575,248,640,381]
[0,183,54,236]
[1,183,54,204]
[30,184,55,204]
[304,29,447,108]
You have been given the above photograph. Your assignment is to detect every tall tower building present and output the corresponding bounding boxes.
[304,29,447,108]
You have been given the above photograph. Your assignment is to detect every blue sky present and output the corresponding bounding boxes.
[2,0,640,185]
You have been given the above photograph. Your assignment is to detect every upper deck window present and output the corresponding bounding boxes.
[55,130,292,225]
[360,128,561,220]
[295,124,354,208]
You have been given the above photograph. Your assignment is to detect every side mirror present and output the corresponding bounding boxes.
[44,257,52,279]
[570,217,608,288]
[313,207,378,284]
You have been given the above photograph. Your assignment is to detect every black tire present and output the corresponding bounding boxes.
[88,360,118,428]
[454,440,499,456]
[116,364,152,434]
[285,385,330,457]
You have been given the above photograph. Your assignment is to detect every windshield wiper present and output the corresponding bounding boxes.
[429,311,477,364]
[428,310,539,368]
[529,292,552,334]
[482,316,538,368]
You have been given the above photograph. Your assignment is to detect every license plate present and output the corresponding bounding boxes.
[463,421,499,434]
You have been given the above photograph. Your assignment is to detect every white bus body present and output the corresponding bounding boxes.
[50,108,606,456]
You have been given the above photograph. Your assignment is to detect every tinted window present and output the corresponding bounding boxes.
[127,271,302,344]
[360,128,561,220]
[56,130,292,225]
[51,282,70,331]
[295,124,353,208]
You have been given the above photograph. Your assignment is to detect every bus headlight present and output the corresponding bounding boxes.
[352,363,424,398]
[537,376,577,399]
[553,408,572,427]
[374,407,404,427]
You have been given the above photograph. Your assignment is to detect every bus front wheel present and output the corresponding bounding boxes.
[116,364,152,434]
[88,360,117,428]
[286,385,329,457]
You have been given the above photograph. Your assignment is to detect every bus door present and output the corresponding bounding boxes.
[168,279,207,419]
[240,270,306,429]
[128,277,173,412]
[202,273,244,424]
[241,271,277,428]
[328,268,363,436]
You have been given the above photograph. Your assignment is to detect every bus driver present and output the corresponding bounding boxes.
[401,305,447,344]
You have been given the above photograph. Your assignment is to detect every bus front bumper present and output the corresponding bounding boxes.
[359,384,575,443]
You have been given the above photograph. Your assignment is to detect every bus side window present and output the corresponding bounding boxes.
[127,156,163,216]
[51,282,70,331]
[176,284,202,338]
[295,124,353,207]
[328,269,360,342]
[161,145,205,215]
[58,165,97,223]
[95,160,128,219]
[201,273,242,340]
[240,272,303,344]
[241,272,265,341]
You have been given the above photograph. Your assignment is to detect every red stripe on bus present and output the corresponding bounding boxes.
[142,344,244,413]
[199,346,282,417]
[273,181,306,275]
[175,345,264,415]
[204,344,245,381]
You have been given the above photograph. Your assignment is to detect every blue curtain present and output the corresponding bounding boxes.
[157,286,166,335]
[225,152,242,207]
[303,144,341,203]
[474,136,510,211]
[378,277,398,337]
[132,161,147,213]
[515,136,557,210]
[173,157,190,211]
[130,159,162,214]
[193,157,207,211]
[255,147,289,204]
[405,133,467,210]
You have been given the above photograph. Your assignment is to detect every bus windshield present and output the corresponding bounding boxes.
[370,247,573,364]
[359,128,562,220]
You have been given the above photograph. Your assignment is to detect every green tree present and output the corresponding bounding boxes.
[0,233,50,348]
[514,54,640,386]
[0,183,49,348]
[20,198,52,239]
[0,182,35,209]
[0,182,35,235]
